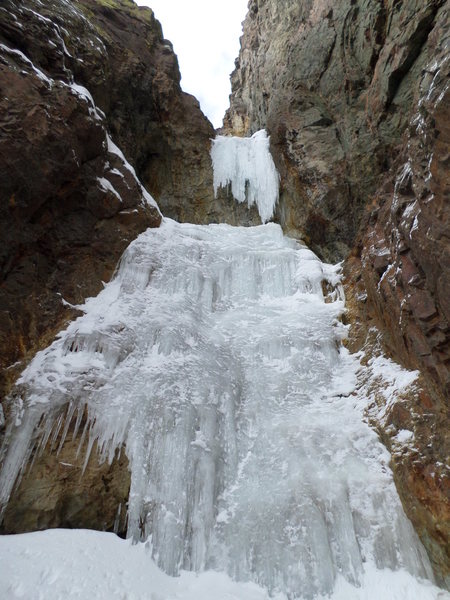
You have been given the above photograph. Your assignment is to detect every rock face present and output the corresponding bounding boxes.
[225,0,447,260]
[0,417,130,537]
[359,44,450,400]
[225,0,449,587]
[1,0,449,588]
[354,31,450,587]
[71,0,216,223]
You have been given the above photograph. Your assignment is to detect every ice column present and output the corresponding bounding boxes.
[211,130,280,223]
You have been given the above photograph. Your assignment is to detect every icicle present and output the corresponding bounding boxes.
[113,503,122,534]
[0,405,45,519]
[57,401,76,454]
[71,405,84,442]
[211,130,280,223]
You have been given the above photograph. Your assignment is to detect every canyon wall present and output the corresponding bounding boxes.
[225,0,449,586]
[0,0,448,588]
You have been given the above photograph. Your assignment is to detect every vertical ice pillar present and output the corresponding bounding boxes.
[211,130,280,223]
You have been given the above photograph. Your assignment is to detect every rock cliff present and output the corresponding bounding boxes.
[225,0,449,586]
[1,0,449,589]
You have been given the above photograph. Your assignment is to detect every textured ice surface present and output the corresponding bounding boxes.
[0,221,436,599]
[211,130,279,222]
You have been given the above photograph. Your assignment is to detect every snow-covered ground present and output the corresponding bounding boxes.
[1,529,448,600]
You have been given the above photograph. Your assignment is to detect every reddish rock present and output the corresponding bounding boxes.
[409,290,438,322]
[373,251,392,276]
[0,0,224,407]
[401,254,422,287]
[1,424,130,536]
[0,3,165,410]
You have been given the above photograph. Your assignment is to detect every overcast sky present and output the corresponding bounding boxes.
[135,0,248,128]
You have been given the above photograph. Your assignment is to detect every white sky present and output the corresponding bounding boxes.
[135,0,248,128]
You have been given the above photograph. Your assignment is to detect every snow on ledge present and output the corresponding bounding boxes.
[106,134,161,213]
[211,130,279,223]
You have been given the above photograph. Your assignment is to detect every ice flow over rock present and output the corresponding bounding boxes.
[211,129,279,223]
[0,219,435,599]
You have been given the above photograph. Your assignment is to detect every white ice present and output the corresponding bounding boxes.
[211,130,279,223]
[0,220,438,599]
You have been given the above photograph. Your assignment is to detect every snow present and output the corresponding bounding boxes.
[68,82,106,122]
[368,354,419,394]
[211,130,280,223]
[66,95,159,213]
[345,342,420,426]
[107,135,135,174]
[1,39,159,216]
[96,177,122,203]
[140,185,160,210]
[402,200,418,220]
[109,168,124,178]
[0,43,53,86]
[70,83,95,107]
[410,213,420,235]
[0,529,447,600]
[0,220,440,599]
[395,429,414,444]
[26,8,53,25]
[106,134,161,212]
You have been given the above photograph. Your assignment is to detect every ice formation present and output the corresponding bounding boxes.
[211,130,279,223]
[0,220,436,599]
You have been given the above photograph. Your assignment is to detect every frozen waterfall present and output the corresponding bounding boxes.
[0,219,437,599]
[211,130,279,223]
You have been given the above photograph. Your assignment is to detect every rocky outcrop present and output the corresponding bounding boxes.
[63,0,254,226]
[352,27,450,587]
[225,0,449,586]
[344,256,450,588]
[0,414,130,536]
[71,0,216,222]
